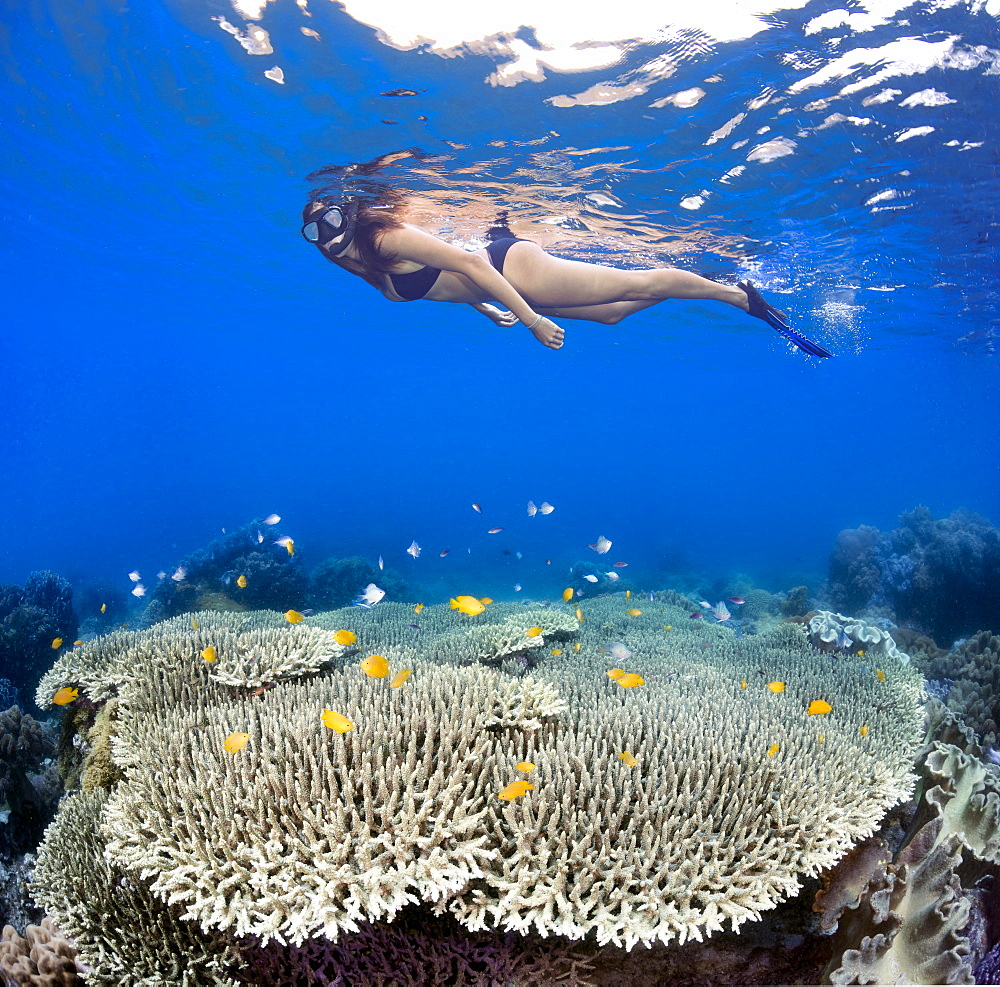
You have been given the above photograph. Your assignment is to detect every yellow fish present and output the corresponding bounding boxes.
[515,761,535,772]
[100,603,106,613]
[627,608,642,617]
[479,597,493,605]
[741,679,748,689]
[389,669,412,689]
[807,699,832,716]
[191,618,199,631]
[767,743,780,757]
[573,642,581,653]
[857,650,865,657]
[619,751,638,766]
[333,630,357,646]
[52,687,78,706]
[73,640,84,646]
[526,627,543,638]
[51,637,63,649]
[360,654,390,678]
[876,669,886,682]
[663,625,672,631]
[551,648,563,656]
[562,587,574,603]
[767,681,785,693]
[625,590,631,601]
[201,646,217,663]
[616,673,645,688]
[236,574,247,588]
[450,596,486,615]
[607,668,626,680]
[285,610,305,624]
[497,780,534,801]
[277,536,295,556]
[859,724,869,737]
[818,734,826,743]
[414,603,425,613]
[322,709,354,732]
[575,608,584,623]
[224,732,250,753]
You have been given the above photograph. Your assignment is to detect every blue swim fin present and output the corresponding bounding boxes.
[737,280,833,359]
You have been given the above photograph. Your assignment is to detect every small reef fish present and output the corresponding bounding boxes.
[471,503,482,513]
[450,596,486,616]
[378,555,384,570]
[689,612,703,619]
[479,597,493,605]
[360,654,390,678]
[262,514,281,525]
[275,536,295,556]
[413,603,424,613]
[627,609,642,617]
[608,643,632,661]
[698,601,712,609]
[389,669,411,689]
[52,687,78,705]
[663,624,672,630]
[562,587,574,603]
[131,585,146,597]
[514,584,522,592]
[539,502,554,514]
[837,631,852,650]
[741,679,748,689]
[73,640,83,646]
[575,608,584,623]
[100,603,106,613]
[619,752,638,766]
[128,571,141,582]
[728,597,745,605]
[256,531,264,543]
[333,630,357,646]
[355,584,385,608]
[551,648,563,655]
[625,590,631,601]
[807,699,832,715]
[285,610,305,623]
[605,571,619,581]
[573,642,581,653]
[859,724,869,737]
[487,527,503,534]
[527,500,537,516]
[607,668,626,680]
[767,743,780,757]
[409,624,420,630]
[171,567,187,582]
[340,648,360,660]
[711,601,731,621]
[546,559,552,565]
[615,673,645,688]
[526,627,543,638]
[51,638,63,649]
[497,780,534,801]
[407,540,421,558]
[583,574,598,583]
[612,561,628,568]
[876,669,886,682]
[767,681,785,693]
[224,733,250,753]
[236,574,247,588]
[439,549,450,557]
[322,709,354,732]
[157,571,166,579]
[589,536,612,554]
[516,761,535,772]
[201,646,217,663]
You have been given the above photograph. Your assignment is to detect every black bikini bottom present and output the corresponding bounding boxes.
[486,237,528,275]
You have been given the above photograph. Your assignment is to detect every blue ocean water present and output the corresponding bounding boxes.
[3,0,999,609]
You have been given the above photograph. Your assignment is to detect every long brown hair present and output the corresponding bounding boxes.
[304,166,410,285]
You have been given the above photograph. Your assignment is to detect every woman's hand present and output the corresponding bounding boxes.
[472,303,519,327]
[525,315,565,350]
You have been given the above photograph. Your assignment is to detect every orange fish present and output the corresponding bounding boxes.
[807,699,832,715]
[618,751,638,766]
[859,724,869,737]
[767,743,780,757]
[876,669,886,683]
[625,590,631,602]
[526,627,542,638]
[741,679,748,689]
[497,780,534,801]
[236,574,247,588]
[414,603,425,613]
[766,681,785,693]
[51,637,63,649]
[322,709,354,732]
[627,608,642,617]
[73,640,83,646]
[562,587,574,603]
[575,608,584,622]
[479,597,493,605]
[201,646,217,663]
[360,654,390,678]
[100,603,107,613]
[450,596,486,616]
[285,610,305,624]
[607,668,626,680]
[52,687,78,706]
[616,673,644,688]
[389,669,411,689]
[275,536,295,556]
[515,761,535,772]
[224,732,250,753]
[333,630,357,646]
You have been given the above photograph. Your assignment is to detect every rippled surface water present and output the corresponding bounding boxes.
[2,0,999,586]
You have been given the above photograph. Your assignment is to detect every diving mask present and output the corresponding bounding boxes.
[301,199,358,257]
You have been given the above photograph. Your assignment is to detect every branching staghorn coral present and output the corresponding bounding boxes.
[70,595,925,960]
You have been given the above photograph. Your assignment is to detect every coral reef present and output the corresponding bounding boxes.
[0,573,77,701]
[0,706,60,855]
[0,918,84,986]
[926,630,1000,749]
[827,507,1000,645]
[28,595,925,985]
[308,555,407,611]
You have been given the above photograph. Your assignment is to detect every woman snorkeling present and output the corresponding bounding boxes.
[301,177,832,358]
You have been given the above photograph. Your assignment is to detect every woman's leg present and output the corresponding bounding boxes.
[503,241,750,314]
[536,298,662,324]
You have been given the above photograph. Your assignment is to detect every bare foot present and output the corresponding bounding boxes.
[529,316,565,349]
